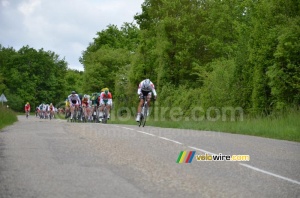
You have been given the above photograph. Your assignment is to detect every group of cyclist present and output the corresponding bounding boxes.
[36,103,56,119]
[66,87,113,122]
[24,79,158,123]
[24,102,56,119]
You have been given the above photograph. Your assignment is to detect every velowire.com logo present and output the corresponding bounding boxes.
[177,151,250,163]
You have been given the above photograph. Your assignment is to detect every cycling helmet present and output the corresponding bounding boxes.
[26,102,29,104]
[84,94,87,98]
[71,91,76,94]
[142,79,151,89]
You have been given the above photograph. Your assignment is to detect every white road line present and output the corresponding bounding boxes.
[136,130,156,136]
[239,163,300,185]
[188,146,217,155]
[159,137,182,145]
[121,127,135,131]
[117,125,300,185]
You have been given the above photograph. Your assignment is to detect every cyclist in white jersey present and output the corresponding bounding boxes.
[68,91,81,120]
[42,103,47,118]
[136,79,157,122]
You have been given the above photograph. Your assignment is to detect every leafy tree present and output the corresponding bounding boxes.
[0,45,68,111]
[267,17,300,109]
[81,23,140,109]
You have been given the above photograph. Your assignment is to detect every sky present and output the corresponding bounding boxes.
[0,0,145,71]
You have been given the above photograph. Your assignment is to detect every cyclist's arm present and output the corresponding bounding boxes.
[137,88,141,95]
[68,97,73,105]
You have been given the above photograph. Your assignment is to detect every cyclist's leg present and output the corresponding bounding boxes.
[146,92,152,116]
[65,106,69,118]
[106,105,111,119]
[91,105,96,121]
[99,99,104,117]
[82,106,85,121]
[75,104,80,120]
[86,106,91,121]
[82,106,85,120]
[136,98,144,122]
[70,105,75,119]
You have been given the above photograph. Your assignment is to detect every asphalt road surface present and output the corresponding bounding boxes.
[0,115,299,198]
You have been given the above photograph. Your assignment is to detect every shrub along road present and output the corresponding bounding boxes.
[0,116,299,197]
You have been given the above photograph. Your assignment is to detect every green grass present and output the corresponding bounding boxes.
[109,111,300,142]
[5,107,298,142]
[0,106,18,130]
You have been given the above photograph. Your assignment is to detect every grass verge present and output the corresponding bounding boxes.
[109,111,300,142]
[0,106,18,130]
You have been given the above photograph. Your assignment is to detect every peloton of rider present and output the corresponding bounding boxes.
[136,79,157,122]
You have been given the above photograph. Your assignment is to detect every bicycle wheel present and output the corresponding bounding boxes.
[92,111,97,123]
[102,107,108,124]
[77,108,82,122]
[142,104,148,127]
[138,113,143,127]
[96,107,101,123]
[72,109,77,122]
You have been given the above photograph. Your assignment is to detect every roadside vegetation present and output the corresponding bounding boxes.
[0,106,17,130]
[110,109,300,142]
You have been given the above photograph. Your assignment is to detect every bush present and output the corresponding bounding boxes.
[0,106,17,130]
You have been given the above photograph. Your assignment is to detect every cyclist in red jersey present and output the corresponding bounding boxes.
[99,88,113,120]
[25,102,31,117]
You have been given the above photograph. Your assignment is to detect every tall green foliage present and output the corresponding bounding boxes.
[201,59,236,109]
[267,17,300,109]
[248,0,300,114]
[81,23,139,109]
[64,69,84,96]
[0,45,68,111]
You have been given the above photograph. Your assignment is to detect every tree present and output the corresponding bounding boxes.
[0,45,68,111]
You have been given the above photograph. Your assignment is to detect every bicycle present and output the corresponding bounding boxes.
[101,104,109,124]
[26,110,30,119]
[82,106,88,122]
[92,105,100,123]
[39,110,44,119]
[138,97,148,127]
[49,110,54,120]
[70,104,78,122]
[77,106,84,122]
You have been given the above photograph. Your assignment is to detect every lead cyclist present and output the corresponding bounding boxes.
[135,79,157,122]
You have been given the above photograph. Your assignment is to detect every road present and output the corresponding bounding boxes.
[0,115,299,198]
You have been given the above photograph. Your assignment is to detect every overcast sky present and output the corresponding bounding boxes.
[0,0,144,71]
